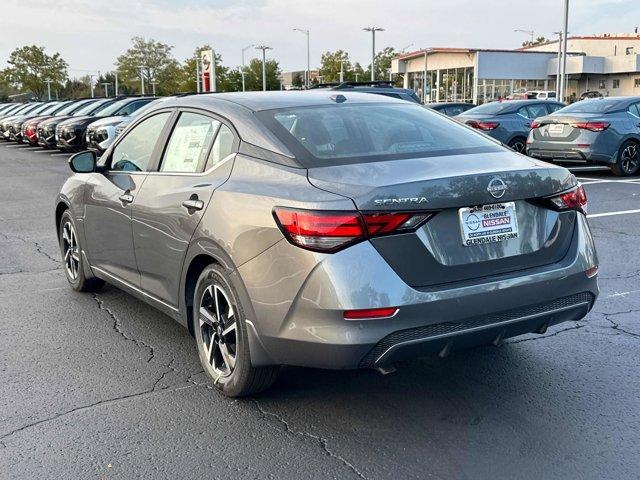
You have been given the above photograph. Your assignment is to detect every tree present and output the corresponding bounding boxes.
[116,37,181,95]
[2,45,68,99]
[365,47,396,81]
[522,36,548,48]
[179,45,236,93]
[0,70,17,101]
[319,50,351,83]
[292,72,304,88]
[243,58,281,91]
[59,77,91,99]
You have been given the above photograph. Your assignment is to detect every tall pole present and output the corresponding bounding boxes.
[294,29,310,88]
[363,26,384,81]
[423,49,428,103]
[89,75,96,98]
[211,51,217,92]
[241,44,253,92]
[514,29,535,45]
[101,82,110,97]
[45,80,53,100]
[150,81,157,96]
[139,66,145,95]
[255,45,272,91]
[559,0,569,102]
[340,60,344,82]
[195,56,201,93]
[114,72,119,96]
[554,31,562,98]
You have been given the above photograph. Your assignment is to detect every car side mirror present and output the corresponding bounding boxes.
[69,150,97,173]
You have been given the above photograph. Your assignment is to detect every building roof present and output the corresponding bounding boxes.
[519,33,640,50]
[393,47,557,61]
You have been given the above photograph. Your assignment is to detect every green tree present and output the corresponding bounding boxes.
[2,45,68,99]
[0,70,17,101]
[319,50,350,83]
[365,47,396,81]
[522,36,548,48]
[243,58,281,91]
[292,72,304,88]
[59,77,90,99]
[179,45,237,93]
[115,37,181,95]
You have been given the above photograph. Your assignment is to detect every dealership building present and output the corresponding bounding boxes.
[391,33,640,103]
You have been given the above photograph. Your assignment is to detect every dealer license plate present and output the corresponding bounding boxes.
[459,202,519,246]
[548,124,565,136]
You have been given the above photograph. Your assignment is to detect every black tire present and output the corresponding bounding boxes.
[611,140,640,177]
[58,210,105,292]
[508,137,527,154]
[193,264,279,397]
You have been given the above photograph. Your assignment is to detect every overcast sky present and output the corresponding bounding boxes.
[1,0,638,76]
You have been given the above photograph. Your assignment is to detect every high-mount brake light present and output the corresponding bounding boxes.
[273,208,433,252]
[547,184,588,214]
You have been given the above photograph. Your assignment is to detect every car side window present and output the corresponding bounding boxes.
[118,100,151,116]
[110,112,171,172]
[627,103,640,118]
[160,112,220,173]
[205,124,235,170]
[517,107,531,119]
[526,104,548,119]
[446,106,465,116]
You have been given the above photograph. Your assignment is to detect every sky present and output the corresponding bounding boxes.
[1,0,638,77]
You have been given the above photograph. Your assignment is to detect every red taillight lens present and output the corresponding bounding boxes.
[530,121,541,129]
[344,307,398,320]
[571,121,610,132]
[273,208,432,252]
[548,185,588,214]
[467,120,499,131]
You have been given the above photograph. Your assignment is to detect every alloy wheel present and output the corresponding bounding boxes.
[62,221,80,280]
[510,141,526,153]
[621,144,639,174]
[199,284,238,378]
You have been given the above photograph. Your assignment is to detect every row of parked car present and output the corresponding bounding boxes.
[1,83,639,176]
[0,96,159,154]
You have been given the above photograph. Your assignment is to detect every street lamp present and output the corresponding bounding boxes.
[101,82,111,97]
[255,45,273,91]
[514,29,535,45]
[293,28,310,88]
[559,0,570,102]
[363,26,384,81]
[44,79,54,100]
[138,65,147,95]
[241,44,254,92]
[150,80,158,96]
[88,74,97,98]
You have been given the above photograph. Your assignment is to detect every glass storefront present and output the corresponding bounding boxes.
[477,79,554,104]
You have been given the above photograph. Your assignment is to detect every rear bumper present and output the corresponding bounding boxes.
[240,213,599,369]
[526,139,615,165]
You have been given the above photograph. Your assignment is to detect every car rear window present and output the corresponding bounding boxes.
[558,99,621,113]
[257,103,500,166]
[463,102,512,115]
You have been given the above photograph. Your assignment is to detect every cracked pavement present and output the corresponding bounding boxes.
[1,145,639,479]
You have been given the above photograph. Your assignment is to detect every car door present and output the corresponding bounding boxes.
[132,109,238,307]
[83,110,173,285]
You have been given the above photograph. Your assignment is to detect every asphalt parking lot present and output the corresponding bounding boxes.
[1,143,639,480]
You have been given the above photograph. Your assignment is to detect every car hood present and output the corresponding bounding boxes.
[57,116,97,128]
[39,116,73,128]
[87,116,128,129]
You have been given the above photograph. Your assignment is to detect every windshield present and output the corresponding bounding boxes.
[56,100,91,116]
[259,103,499,166]
[131,97,169,118]
[463,102,512,115]
[34,102,61,115]
[16,103,43,115]
[557,99,620,114]
[73,99,111,116]
[94,98,131,117]
[48,101,72,114]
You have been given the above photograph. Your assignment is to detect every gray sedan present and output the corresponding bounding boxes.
[56,91,598,396]
[526,96,640,176]
[456,100,565,152]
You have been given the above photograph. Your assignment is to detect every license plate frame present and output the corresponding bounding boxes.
[459,202,519,247]
[548,124,565,136]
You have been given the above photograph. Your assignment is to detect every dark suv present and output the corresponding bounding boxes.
[310,81,421,103]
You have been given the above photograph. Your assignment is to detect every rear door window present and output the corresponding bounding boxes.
[627,103,640,118]
[160,112,219,173]
[526,104,549,119]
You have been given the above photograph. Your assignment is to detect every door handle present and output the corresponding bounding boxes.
[182,199,204,211]
[119,193,134,204]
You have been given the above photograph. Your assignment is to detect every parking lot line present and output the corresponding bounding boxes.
[588,208,640,219]
[577,177,640,185]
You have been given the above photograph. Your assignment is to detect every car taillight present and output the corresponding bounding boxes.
[530,121,541,129]
[467,120,500,131]
[570,121,610,132]
[547,185,588,214]
[273,208,432,252]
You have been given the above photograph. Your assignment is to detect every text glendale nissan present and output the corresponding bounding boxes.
[56,91,598,397]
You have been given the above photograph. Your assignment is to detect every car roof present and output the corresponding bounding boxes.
[161,90,408,112]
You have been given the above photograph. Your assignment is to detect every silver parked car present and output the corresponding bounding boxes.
[56,91,599,397]
[526,96,640,176]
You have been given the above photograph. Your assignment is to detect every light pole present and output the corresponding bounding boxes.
[150,80,158,96]
[138,66,146,95]
[89,75,97,98]
[114,72,119,96]
[293,28,310,88]
[241,44,254,92]
[255,45,272,91]
[559,0,570,102]
[363,26,384,81]
[44,79,54,100]
[340,59,345,83]
[553,31,563,98]
[195,56,201,93]
[514,29,535,45]
[101,82,110,97]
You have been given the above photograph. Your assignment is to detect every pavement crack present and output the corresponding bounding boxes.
[92,293,155,362]
[152,359,177,391]
[0,232,61,268]
[604,310,640,340]
[252,399,368,479]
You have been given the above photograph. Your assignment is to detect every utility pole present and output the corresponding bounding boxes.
[514,29,535,45]
[423,49,428,103]
[150,80,158,96]
[241,44,253,92]
[363,26,384,81]
[255,45,273,91]
[293,28,310,88]
[44,79,54,100]
[114,72,119,96]
[138,66,146,95]
[559,0,570,102]
[340,60,344,83]
[101,82,110,97]
[553,31,563,98]
[89,75,96,98]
